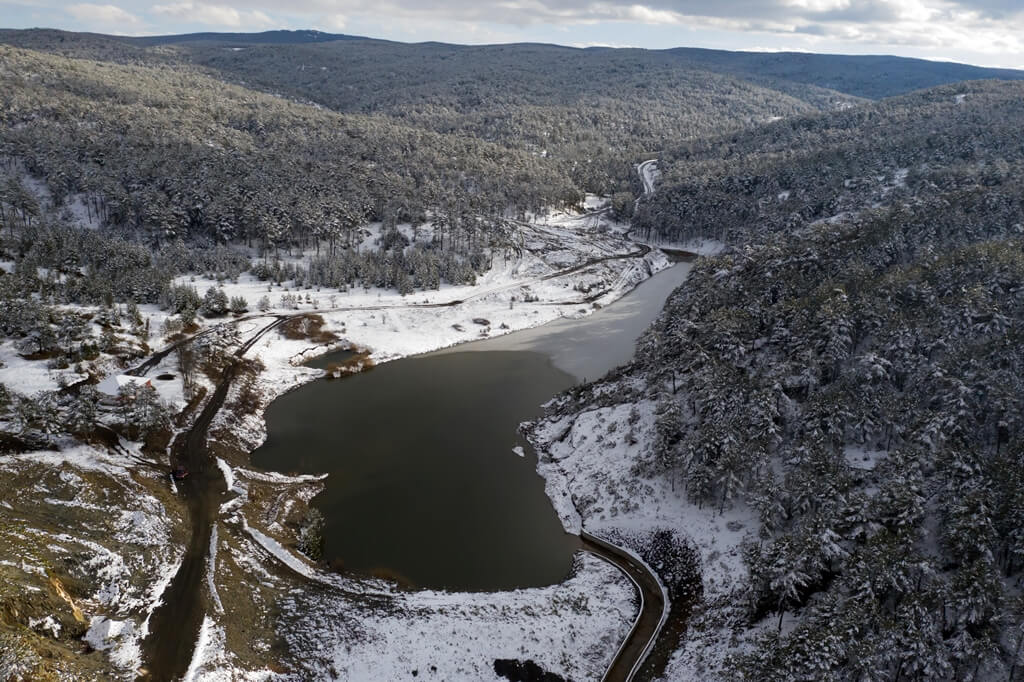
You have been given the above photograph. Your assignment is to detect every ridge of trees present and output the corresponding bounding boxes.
[550,78,1024,680]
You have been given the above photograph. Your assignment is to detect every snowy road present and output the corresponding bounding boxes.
[575,161,672,682]
[637,159,659,197]
[582,532,669,682]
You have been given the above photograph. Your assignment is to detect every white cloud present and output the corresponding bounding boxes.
[319,12,348,30]
[65,3,142,29]
[39,0,1024,68]
[151,1,273,28]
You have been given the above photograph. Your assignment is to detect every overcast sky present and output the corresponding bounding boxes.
[3,0,1023,69]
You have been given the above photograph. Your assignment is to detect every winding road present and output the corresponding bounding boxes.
[581,533,668,682]
[580,160,671,682]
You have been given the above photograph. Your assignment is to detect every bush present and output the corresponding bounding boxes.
[229,295,248,314]
[201,287,229,317]
[297,508,325,560]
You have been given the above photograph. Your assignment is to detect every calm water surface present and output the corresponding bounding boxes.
[251,261,693,591]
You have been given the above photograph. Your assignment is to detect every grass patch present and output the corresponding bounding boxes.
[279,315,339,344]
[325,353,375,378]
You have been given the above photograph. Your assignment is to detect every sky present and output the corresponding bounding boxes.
[2,0,1023,69]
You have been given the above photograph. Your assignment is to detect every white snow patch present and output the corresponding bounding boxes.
[208,524,224,615]
[29,615,61,638]
[843,445,885,471]
[242,520,317,581]
[215,457,236,492]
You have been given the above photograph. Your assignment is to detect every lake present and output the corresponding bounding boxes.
[250,261,693,591]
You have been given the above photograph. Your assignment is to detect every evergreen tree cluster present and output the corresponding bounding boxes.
[607,84,1024,679]
[634,81,1024,246]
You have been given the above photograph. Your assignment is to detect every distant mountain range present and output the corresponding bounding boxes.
[1,27,1021,102]
[124,29,367,46]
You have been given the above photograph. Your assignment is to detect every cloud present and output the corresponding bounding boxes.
[38,0,1024,67]
[151,1,273,28]
[65,3,142,29]
[318,13,348,30]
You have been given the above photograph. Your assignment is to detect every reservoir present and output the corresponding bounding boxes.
[251,260,694,591]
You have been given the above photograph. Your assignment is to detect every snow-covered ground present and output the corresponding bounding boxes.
[528,387,757,679]
[0,442,185,679]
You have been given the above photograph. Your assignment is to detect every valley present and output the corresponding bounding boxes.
[1,24,1023,682]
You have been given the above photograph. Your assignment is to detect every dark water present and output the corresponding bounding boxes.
[252,351,578,590]
[251,262,693,591]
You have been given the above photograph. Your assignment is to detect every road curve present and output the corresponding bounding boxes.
[637,159,658,196]
[580,532,669,682]
[575,162,670,682]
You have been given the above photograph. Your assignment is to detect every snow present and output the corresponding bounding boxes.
[512,445,525,457]
[0,342,80,394]
[96,373,154,397]
[84,616,133,652]
[265,553,634,682]
[235,466,326,484]
[843,445,886,470]
[8,443,140,476]
[638,159,661,195]
[28,615,61,638]
[208,525,224,615]
[182,616,215,682]
[243,519,321,583]
[216,457,237,493]
[633,237,725,257]
[529,397,757,679]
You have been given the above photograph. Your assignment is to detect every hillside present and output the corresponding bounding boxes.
[4,29,1020,200]
[531,78,1024,680]
[635,79,1024,244]
[669,47,1024,99]
[1,26,1024,681]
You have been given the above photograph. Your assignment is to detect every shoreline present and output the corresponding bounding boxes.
[158,232,679,680]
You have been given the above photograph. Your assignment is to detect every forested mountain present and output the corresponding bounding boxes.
[2,28,1024,679]
[635,80,1024,244]
[538,79,1024,679]
[668,47,1024,99]
[0,30,824,195]
[0,45,574,271]
[3,28,1020,199]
